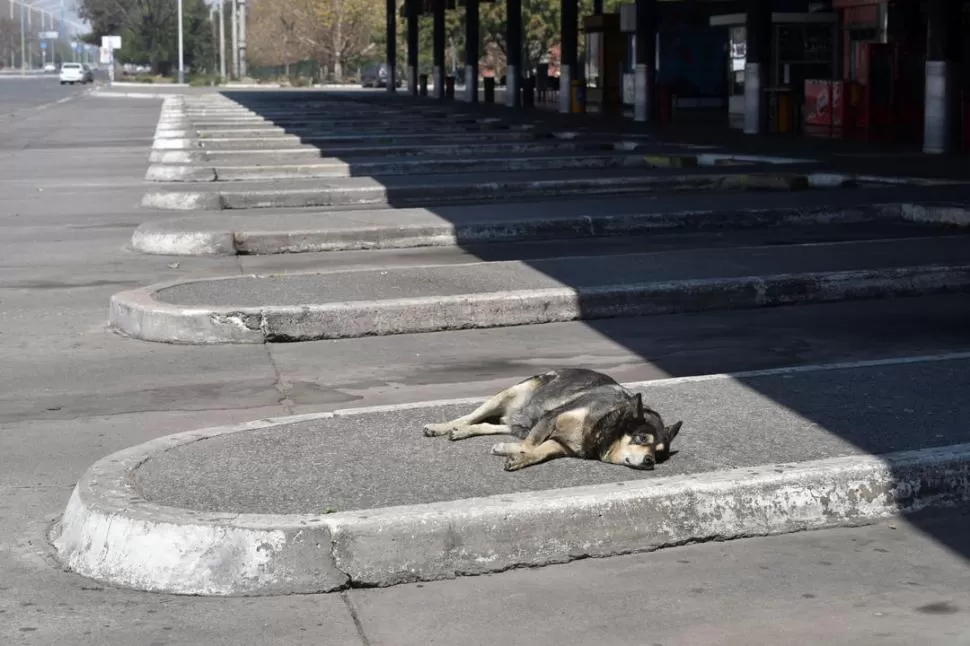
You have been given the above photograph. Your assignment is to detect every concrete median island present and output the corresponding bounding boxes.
[139,168,943,212]
[129,192,970,256]
[109,234,970,344]
[51,355,970,595]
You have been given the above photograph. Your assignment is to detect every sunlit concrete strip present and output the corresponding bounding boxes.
[50,351,970,595]
[130,198,956,256]
[107,242,970,343]
[137,172,959,211]
[143,140,678,164]
[141,153,783,183]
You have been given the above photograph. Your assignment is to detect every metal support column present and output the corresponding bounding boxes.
[743,0,771,135]
[406,0,418,95]
[634,0,657,122]
[386,0,397,92]
[923,0,961,154]
[432,0,445,99]
[505,0,521,107]
[465,0,479,102]
[559,0,577,113]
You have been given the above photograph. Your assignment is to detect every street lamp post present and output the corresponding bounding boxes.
[176,0,184,83]
[19,0,26,74]
[218,0,226,80]
[237,0,246,78]
[231,0,238,79]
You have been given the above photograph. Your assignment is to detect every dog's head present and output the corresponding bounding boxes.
[611,393,682,470]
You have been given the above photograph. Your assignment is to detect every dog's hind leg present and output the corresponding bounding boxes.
[424,378,537,438]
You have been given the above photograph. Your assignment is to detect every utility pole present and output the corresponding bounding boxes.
[26,3,31,70]
[218,0,226,80]
[19,0,25,74]
[176,0,184,83]
[231,0,238,79]
[237,0,246,78]
[9,0,14,69]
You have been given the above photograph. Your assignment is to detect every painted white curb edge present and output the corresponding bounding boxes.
[49,398,970,596]
[126,203,970,257]
[106,263,970,344]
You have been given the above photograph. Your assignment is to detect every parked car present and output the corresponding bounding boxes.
[43,62,56,73]
[361,63,402,88]
[59,62,91,85]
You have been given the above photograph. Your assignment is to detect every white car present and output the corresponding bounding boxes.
[59,62,90,85]
[43,62,56,72]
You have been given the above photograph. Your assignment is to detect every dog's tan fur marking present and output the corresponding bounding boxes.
[546,407,590,454]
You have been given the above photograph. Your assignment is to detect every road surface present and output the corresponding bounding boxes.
[0,89,968,646]
[0,74,92,119]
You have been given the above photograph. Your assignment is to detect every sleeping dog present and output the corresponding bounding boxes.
[424,368,682,472]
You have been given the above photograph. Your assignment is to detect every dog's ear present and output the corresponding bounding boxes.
[664,421,683,445]
[634,393,644,419]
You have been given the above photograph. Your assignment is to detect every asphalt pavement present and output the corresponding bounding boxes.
[150,234,970,308]
[0,74,93,119]
[133,356,970,514]
[2,88,970,643]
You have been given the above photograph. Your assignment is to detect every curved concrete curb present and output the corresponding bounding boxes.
[137,172,873,212]
[107,264,970,343]
[141,154,767,183]
[130,203,902,256]
[50,403,970,596]
[140,190,222,211]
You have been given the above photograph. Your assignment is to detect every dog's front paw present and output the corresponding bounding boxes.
[423,422,453,437]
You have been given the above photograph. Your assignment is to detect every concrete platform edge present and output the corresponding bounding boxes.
[128,202,970,257]
[107,264,970,343]
[49,399,970,596]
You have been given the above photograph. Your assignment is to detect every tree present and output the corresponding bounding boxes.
[77,0,215,72]
[480,0,560,75]
[305,0,384,81]
[0,16,18,68]
[248,0,313,73]
[246,0,384,81]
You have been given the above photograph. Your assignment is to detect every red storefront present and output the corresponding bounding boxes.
[807,0,970,150]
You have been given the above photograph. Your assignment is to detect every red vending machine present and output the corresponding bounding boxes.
[803,79,851,139]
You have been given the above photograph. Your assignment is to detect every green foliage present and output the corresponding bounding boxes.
[78,0,217,72]
[188,72,223,86]
[481,0,561,71]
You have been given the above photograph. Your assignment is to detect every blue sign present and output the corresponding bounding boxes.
[72,41,79,50]
[40,41,46,49]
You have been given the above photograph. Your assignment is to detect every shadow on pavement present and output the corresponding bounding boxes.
[218,88,970,561]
